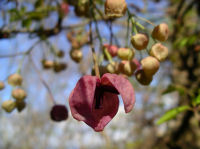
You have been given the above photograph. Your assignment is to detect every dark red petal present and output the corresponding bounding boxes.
[50,105,68,122]
[69,75,119,131]
[101,73,135,113]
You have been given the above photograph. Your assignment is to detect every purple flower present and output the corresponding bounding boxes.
[50,105,68,122]
[69,73,135,131]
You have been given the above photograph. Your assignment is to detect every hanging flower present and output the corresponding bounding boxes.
[69,73,135,131]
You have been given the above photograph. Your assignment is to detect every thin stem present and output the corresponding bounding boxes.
[136,16,156,27]
[89,22,100,78]
[109,21,113,45]
[29,55,56,104]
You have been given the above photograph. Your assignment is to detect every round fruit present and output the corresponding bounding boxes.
[50,105,68,122]
[117,48,135,60]
[131,33,149,50]
[152,23,169,42]
[12,88,27,102]
[8,73,23,86]
[141,56,160,76]
[150,43,168,61]
[1,100,16,113]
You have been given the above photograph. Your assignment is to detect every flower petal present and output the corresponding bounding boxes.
[87,92,119,132]
[101,73,135,113]
[69,75,98,121]
[69,75,119,132]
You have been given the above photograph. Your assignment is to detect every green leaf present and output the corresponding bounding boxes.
[22,19,32,28]
[192,93,200,106]
[156,105,190,125]
[162,84,185,95]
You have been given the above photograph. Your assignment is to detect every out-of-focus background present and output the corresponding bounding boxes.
[0,0,200,149]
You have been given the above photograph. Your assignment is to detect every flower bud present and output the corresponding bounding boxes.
[131,33,149,50]
[53,62,67,73]
[119,60,137,76]
[16,101,26,112]
[42,60,54,69]
[74,1,90,17]
[103,44,118,57]
[70,49,83,63]
[141,56,160,76]
[50,105,68,122]
[150,43,168,61]
[12,88,27,102]
[56,50,65,58]
[60,2,69,15]
[8,73,23,86]
[135,69,153,85]
[0,81,5,90]
[117,48,135,60]
[152,23,169,42]
[105,0,127,18]
[1,100,16,113]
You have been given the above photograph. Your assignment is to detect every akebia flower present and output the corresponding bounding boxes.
[69,73,135,131]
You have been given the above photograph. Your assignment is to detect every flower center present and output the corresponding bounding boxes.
[94,82,119,109]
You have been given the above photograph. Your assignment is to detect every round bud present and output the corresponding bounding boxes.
[103,44,118,57]
[1,100,16,113]
[12,88,27,102]
[0,81,5,90]
[106,63,116,74]
[131,33,149,50]
[105,0,127,18]
[132,59,141,70]
[60,2,69,15]
[50,105,68,122]
[53,62,67,73]
[16,101,26,112]
[70,49,83,63]
[135,69,153,85]
[8,73,23,86]
[150,43,168,62]
[119,60,137,76]
[141,56,160,76]
[74,1,90,17]
[152,23,169,42]
[42,60,54,69]
[56,50,65,58]
[117,48,135,60]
